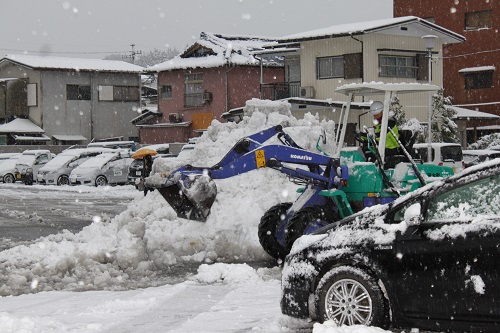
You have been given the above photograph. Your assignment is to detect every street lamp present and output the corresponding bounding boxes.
[422,35,438,163]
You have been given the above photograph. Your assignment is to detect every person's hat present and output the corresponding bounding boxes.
[369,101,384,116]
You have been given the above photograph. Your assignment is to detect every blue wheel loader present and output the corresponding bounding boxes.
[148,83,455,260]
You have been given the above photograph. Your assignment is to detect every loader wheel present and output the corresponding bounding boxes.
[284,206,339,252]
[258,202,292,261]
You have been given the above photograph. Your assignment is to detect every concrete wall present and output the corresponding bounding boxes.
[40,71,140,142]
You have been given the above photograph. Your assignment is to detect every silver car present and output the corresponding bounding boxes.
[69,151,133,186]
[37,148,113,185]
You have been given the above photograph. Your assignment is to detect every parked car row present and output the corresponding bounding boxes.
[0,143,175,187]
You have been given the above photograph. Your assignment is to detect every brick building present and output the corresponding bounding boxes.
[136,33,283,144]
[394,1,500,140]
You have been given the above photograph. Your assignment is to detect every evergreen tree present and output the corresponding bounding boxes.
[415,89,459,143]
[430,89,459,143]
[390,95,405,126]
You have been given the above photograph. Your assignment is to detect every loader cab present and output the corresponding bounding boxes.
[334,82,442,168]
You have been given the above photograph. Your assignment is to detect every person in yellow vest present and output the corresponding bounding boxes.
[369,101,400,158]
[356,101,400,165]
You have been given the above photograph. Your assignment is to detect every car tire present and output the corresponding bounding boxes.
[3,174,15,183]
[284,205,339,253]
[315,266,388,327]
[57,175,70,186]
[95,175,108,187]
[258,202,292,261]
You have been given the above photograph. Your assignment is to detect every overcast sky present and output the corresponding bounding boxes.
[1,0,393,59]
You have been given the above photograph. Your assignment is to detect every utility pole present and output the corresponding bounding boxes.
[123,44,142,64]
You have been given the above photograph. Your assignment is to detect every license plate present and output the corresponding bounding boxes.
[16,174,21,179]
[136,171,142,176]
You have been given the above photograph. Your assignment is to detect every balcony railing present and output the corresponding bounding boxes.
[260,81,301,100]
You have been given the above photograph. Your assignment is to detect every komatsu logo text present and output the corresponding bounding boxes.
[290,154,312,161]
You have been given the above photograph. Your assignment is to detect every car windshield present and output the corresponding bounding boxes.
[42,155,77,170]
[427,174,500,222]
[77,153,116,169]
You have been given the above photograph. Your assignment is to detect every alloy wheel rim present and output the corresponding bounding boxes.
[325,278,373,325]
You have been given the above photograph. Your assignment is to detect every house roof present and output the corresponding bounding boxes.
[149,32,281,72]
[278,16,465,44]
[0,118,45,134]
[0,54,145,73]
[447,106,500,121]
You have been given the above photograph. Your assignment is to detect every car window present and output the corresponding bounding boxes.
[427,175,499,222]
[416,147,434,162]
[441,146,462,162]
[36,154,50,164]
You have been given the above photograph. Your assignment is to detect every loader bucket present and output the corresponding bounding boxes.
[157,171,217,222]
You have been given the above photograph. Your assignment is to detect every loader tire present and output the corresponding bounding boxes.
[284,206,339,252]
[258,202,292,261]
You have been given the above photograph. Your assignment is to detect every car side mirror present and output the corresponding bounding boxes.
[404,203,422,226]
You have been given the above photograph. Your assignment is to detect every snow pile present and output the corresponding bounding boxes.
[313,322,391,333]
[0,102,337,296]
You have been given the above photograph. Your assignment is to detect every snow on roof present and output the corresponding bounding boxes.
[1,54,145,73]
[149,33,281,72]
[279,16,465,44]
[446,106,500,120]
[458,66,496,73]
[0,118,45,133]
[335,81,442,95]
[52,134,87,141]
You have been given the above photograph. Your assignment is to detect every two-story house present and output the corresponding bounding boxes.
[0,54,144,145]
[258,16,465,143]
[394,1,500,142]
[137,32,284,144]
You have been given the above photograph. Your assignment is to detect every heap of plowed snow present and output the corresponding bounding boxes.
[0,99,338,295]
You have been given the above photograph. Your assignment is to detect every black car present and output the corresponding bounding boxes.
[281,158,500,332]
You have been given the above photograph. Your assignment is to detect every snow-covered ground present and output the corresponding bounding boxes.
[0,101,396,332]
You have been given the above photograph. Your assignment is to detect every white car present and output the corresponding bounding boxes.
[37,147,113,185]
[0,154,22,183]
[14,150,54,185]
[413,142,464,173]
[69,151,133,186]
[463,149,500,168]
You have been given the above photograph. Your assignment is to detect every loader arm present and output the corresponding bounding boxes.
[152,125,347,222]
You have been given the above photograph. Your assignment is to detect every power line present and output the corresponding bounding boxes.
[440,48,500,59]
[1,48,130,55]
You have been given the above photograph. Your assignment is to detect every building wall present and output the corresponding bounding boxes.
[40,71,140,142]
[298,33,443,128]
[0,63,141,143]
[394,0,500,124]
[147,65,283,143]
[0,62,41,122]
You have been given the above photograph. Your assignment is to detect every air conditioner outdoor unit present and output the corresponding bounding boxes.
[300,86,315,98]
[203,91,213,102]
[168,113,183,123]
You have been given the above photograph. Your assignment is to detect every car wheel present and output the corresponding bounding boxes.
[258,202,292,260]
[315,266,388,327]
[3,174,15,183]
[95,175,108,187]
[57,175,70,186]
[284,205,339,253]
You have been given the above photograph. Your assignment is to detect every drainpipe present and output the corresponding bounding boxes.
[350,35,364,83]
